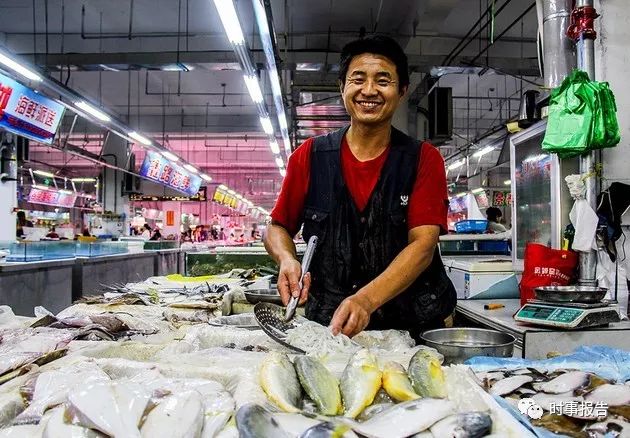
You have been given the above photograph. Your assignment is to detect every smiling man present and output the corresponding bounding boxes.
[265,35,456,341]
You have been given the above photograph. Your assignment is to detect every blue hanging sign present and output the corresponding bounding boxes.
[139,151,202,196]
[0,72,65,144]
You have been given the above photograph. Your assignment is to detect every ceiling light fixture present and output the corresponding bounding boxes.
[260,116,273,135]
[243,75,264,103]
[0,50,42,82]
[183,164,198,173]
[161,150,179,162]
[33,169,55,178]
[212,0,245,45]
[471,188,486,194]
[74,101,111,122]
[472,146,494,158]
[128,131,152,146]
[269,139,280,155]
[200,174,212,182]
[504,179,512,185]
[447,159,466,171]
[71,177,97,183]
[218,184,228,190]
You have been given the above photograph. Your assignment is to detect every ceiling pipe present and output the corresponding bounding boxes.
[541,0,576,88]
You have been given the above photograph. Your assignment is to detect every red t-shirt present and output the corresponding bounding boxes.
[271,136,448,236]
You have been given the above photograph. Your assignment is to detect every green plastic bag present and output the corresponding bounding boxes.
[542,69,620,158]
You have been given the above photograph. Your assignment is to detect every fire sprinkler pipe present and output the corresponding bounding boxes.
[568,0,599,286]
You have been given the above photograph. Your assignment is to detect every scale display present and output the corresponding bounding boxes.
[514,303,620,329]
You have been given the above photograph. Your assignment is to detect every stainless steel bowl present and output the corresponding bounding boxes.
[534,285,607,303]
[420,328,515,364]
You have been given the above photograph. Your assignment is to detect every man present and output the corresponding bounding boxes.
[265,36,456,340]
[16,211,33,238]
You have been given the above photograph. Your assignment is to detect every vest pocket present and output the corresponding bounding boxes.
[302,207,329,241]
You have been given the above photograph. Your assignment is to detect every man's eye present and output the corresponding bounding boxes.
[350,78,364,84]
[377,80,390,86]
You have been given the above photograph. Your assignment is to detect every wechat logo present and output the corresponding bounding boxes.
[518,398,544,420]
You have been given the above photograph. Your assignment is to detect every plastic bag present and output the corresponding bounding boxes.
[519,243,578,305]
[542,69,620,158]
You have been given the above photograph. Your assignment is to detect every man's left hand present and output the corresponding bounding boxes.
[329,293,374,338]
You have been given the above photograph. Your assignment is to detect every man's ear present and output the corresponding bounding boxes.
[399,85,409,98]
[338,79,344,94]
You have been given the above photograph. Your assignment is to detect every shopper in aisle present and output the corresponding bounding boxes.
[485,207,508,233]
[265,36,456,341]
[15,211,33,238]
[141,223,152,239]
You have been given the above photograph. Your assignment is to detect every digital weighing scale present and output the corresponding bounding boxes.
[514,300,621,329]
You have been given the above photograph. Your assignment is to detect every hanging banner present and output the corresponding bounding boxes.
[492,190,513,207]
[474,190,490,209]
[0,72,65,144]
[139,151,202,196]
[28,187,77,208]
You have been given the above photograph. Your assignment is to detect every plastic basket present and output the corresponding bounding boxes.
[455,220,488,234]
[478,241,510,253]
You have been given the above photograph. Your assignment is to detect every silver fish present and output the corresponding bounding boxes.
[340,349,382,418]
[235,404,290,438]
[586,418,630,437]
[408,349,446,399]
[299,422,359,438]
[351,398,455,438]
[540,371,589,394]
[489,375,532,396]
[356,403,394,422]
[429,412,493,438]
[260,353,301,413]
[294,355,342,416]
[42,407,104,438]
[272,413,320,437]
[0,425,42,437]
[531,392,584,412]
[585,384,630,407]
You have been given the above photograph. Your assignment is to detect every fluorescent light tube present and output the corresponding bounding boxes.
[33,169,55,178]
[504,179,512,185]
[447,159,466,171]
[213,0,245,45]
[128,131,152,146]
[218,184,228,190]
[275,157,284,168]
[75,101,111,122]
[243,75,263,103]
[59,189,74,194]
[161,150,179,162]
[227,189,236,195]
[183,164,198,173]
[71,178,97,182]
[471,188,485,194]
[200,174,212,182]
[472,146,494,158]
[0,52,42,82]
[269,140,280,154]
[260,116,273,135]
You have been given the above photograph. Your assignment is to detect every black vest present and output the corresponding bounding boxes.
[302,126,456,337]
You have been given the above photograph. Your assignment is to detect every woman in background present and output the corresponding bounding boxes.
[486,207,507,233]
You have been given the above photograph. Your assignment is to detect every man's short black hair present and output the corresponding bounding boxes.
[486,207,502,222]
[338,35,409,93]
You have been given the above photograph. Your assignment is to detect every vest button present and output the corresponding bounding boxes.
[430,294,437,300]
[360,217,366,223]
[311,214,317,220]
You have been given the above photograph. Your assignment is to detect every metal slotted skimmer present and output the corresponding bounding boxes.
[254,302,305,354]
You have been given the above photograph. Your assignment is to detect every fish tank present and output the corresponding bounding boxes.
[75,241,128,257]
[5,240,77,262]
[143,240,179,251]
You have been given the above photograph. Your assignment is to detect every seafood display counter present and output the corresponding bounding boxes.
[0,259,74,315]
[456,299,630,359]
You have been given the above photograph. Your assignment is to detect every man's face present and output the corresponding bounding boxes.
[341,53,407,126]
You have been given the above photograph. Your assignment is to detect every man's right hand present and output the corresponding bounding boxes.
[277,258,311,306]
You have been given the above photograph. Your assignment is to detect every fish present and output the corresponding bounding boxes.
[141,391,204,438]
[294,356,342,416]
[340,349,382,418]
[584,383,630,407]
[609,405,630,422]
[586,418,630,437]
[350,398,455,438]
[356,403,394,422]
[540,371,589,394]
[531,414,587,438]
[272,413,321,436]
[429,412,493,438]
[235,403,290,438]
[67,381,149,438]
[408,350,447,399]
[381,362,419,402]
[0,391,25,428]
[42,406,104,438]
[0,425,43,437]
[408,433,433,438]
[489,375,533,396]
[259,353,301,413]
[200,389,235,438]
[299,421,358,438]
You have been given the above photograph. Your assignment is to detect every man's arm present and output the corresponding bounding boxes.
[264,223,311,305]
[329,224,440,337]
